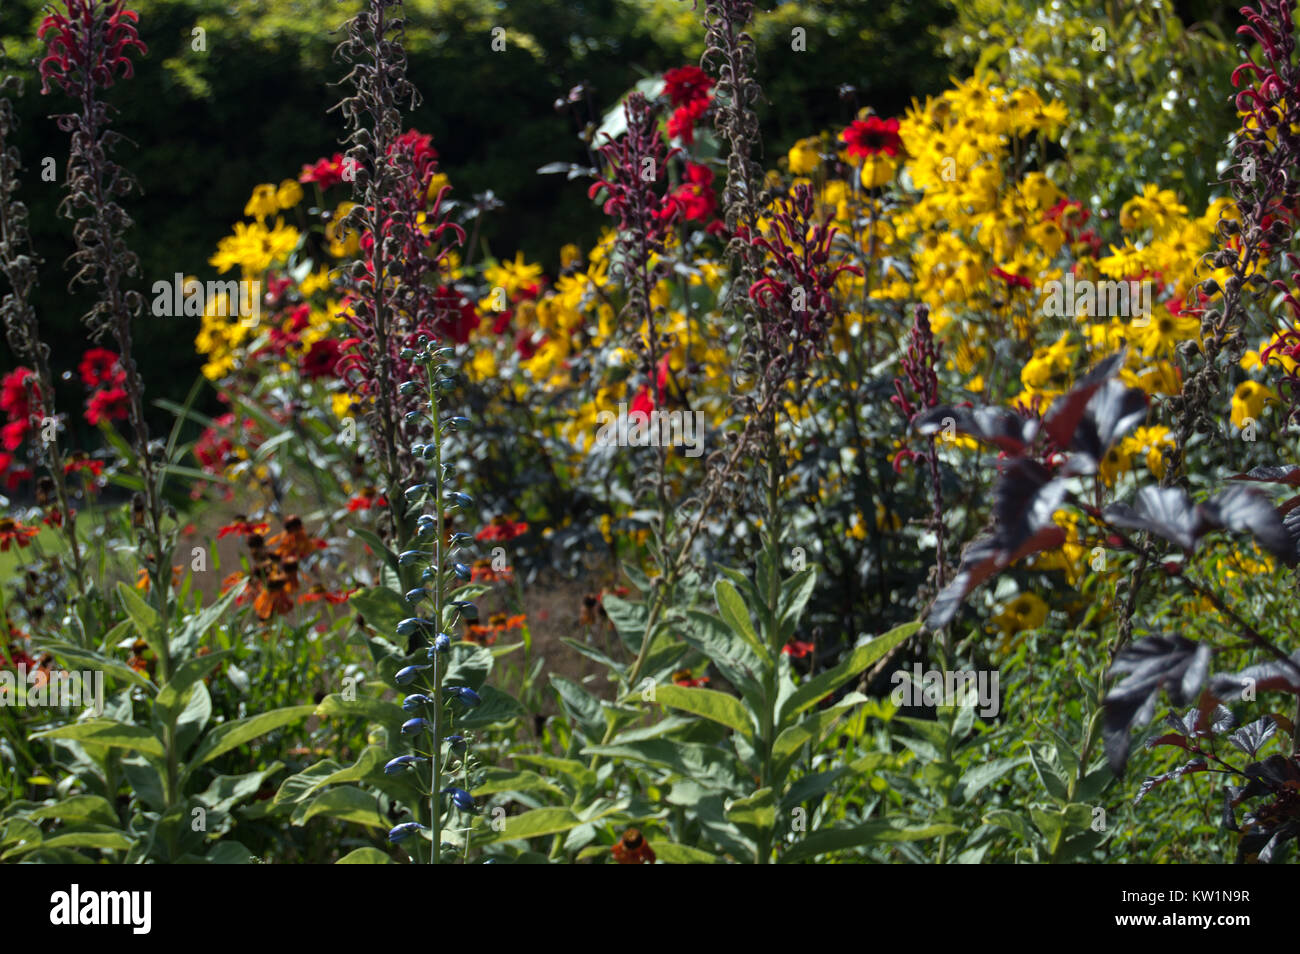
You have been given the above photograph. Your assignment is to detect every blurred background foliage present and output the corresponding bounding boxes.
[0,0,1250,422]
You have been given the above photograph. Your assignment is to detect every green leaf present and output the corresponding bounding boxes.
[315,693,407,728]
[455,685,525,729]
[4,829,133,859]
[984,809,1035,843]
[26,795,118,827]
[472,769,564,798]
[294,786,387,830]
[714,578,768,661]
[957,757,1028,804]
[205,841,254,864]
[32,719,164,759]
[350,586,409,639]
[772,694,866,780]
[35,640,151,692]
[187,705,314,770]
[116,581,165,661]
[654,842,721,864]
[779,620,920,727]
[170,585,244,659]
[337,847,395,864]
[481,807,583,844]
[156,650,235,725]
[550,675,605,738]
[781,821,962,863]
[641,684,755,737]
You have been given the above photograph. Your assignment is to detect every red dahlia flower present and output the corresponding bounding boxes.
[85,385,128,426]
[662,65,713,108]
[841,116,902,159]
[78,347,124,389]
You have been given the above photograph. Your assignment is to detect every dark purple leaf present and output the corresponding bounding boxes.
[1202,486,1296,564]
[912,405,1039,455]
[1228,717,1278,758]
[1134,759,1208,804]
[992,459,1067,554]
[1104,636,1212,775]
[1103,486,1200,550]
[1064,379,1148,474]
[1043,352,1125,449]
[1229,465,1300,486]
[1208,650,1300,700]
[925,536,1002,629]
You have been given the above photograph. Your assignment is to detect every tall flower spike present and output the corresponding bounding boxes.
[332,0,464,551]
[0,41,88,595]
[38,2,160,600]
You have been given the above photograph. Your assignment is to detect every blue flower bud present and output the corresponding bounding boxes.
[404,410,424,425]
[411,442,427,456]
[421,567,436,581]
[442,787,475,812]
[388,821,426,842]
[416,334,430,347]
[432,347,454,359]
[449,600,478,620]
[405,588,428,605]
[404,483,430,500]
[443,416,471,431]
[444,734,467,752]
[402,694,431,711]
[447,491,474,508]
[394,664,430,686]
[399,348,418,361]
[401,717,431,735]
[445,686,482,708]
[423,444,438,460]
[384,755,429,774]
[398,381,420,396]
[452,562,471,581]
[432,633,452,654]
[398,549,426,567]
[449,532,473,546]
[397,617,433,637]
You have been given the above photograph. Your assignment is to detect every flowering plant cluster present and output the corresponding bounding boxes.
[3,0,1300,868]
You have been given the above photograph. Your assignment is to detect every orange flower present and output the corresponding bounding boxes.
[254,571,296,620]
[611,828,655,864]
[0,517,38,552]
[267,515,324,560]
[471,558,513,583]
[672,668,709,688]
[299,584,354,605]
[218,517,270,538]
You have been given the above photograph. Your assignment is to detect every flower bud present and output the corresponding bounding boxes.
[394,664,431,685]
[384,754,429,774]
[446,686,482,708]
[401,717,431,735]
[388,821,427,842]
[402,693,432,711]
[405,588,428,605]
[398,549,426,566]
[397,617,434,637]
[442,786,475,812]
